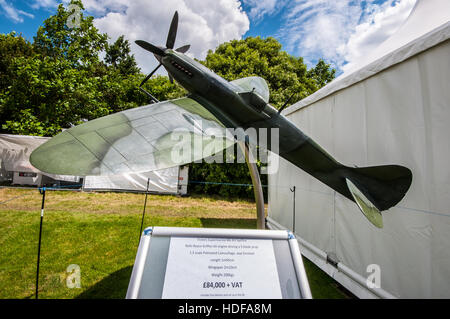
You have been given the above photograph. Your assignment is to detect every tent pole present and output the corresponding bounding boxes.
[36,187,46,299]
[138,178,150,244]
[290,186,296,234]
[239,141,265,229]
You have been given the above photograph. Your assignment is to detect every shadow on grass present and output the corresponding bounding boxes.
[200,218,257,229]
[76,266,133,299]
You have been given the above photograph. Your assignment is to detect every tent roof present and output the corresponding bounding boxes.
[284,0,450,116]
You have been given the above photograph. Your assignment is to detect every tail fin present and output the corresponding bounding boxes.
[345,165,412,228]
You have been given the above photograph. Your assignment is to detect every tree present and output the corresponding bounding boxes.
[105,35,140,76]
[0,32,34,90]
[1,1,111,135]
[0,1,185,136]
[307,59,336,88]
[33,0,107,69]
[203,36,321,109]
[1,54,111,136]
[101,35,186,113]
[0,32,35,125]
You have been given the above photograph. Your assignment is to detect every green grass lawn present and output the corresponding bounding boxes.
[0,188,351,299]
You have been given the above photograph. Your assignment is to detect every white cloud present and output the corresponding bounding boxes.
[277,0,364,69]
[241,0,289,24]
[29,0,127,12]
[243,0,277,20]
[90,0,250,73]
[80,0,129,14]
[276,0,416,72]
[339,0,416,73]
[22,0,417,76]
[0,0,34,23]
[30,0,59,10]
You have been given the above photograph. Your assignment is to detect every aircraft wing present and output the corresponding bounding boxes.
[30,98,234,176]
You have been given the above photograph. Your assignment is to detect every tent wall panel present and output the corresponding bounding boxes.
[82,167,180,194]
[268,39,450,298]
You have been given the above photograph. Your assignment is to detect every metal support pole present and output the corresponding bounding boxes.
[138,178,150,244]
[290,186,296,233]
[238,141,265,229]
[36,187,46,299]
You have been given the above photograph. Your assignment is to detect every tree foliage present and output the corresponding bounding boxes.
[307,58,336,89]
[105,35,140,76]
[33,0,107,69]
[1,0,182,136]
[203,37,335,109]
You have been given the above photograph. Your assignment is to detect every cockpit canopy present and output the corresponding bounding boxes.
[231,76,270,104]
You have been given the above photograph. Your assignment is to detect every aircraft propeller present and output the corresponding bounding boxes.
[135,11,190,89]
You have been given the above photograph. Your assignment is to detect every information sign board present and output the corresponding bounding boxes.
[126,227,311,299]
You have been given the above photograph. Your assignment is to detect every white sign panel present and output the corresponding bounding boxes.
[162,237,282,299]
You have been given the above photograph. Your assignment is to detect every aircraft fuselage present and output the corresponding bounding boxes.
[159,48,412,216]
[162,49,324,160]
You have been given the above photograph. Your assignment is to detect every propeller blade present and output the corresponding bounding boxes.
[135,40,165,57]
[139,63,163,103]
[166,11,178,49]
[140,63,162,88]
[175,44,190,54]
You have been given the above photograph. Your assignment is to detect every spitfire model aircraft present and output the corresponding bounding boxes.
[30,12,412,228]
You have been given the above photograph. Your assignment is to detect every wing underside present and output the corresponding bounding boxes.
[30,98,234,176]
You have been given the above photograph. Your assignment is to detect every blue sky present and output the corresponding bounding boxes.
[0,0,416,74]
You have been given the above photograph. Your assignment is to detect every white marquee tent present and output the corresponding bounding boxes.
[0,134,187,194]
[267,0,450,298]
[82,166,188,195]
[0,134,75,186]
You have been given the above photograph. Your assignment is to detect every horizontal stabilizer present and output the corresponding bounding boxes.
[345,165,413,228]
[346,178,383,228]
